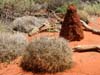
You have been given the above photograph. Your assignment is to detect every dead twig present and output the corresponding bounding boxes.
[73,45,100,52]
[80,20,100,35]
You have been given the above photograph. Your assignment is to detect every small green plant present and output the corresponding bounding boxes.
[21,37,73,73]
[0,32,29,63]
[55,5,67,14]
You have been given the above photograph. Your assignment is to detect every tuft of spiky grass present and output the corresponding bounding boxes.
[21,37,73,73]
[48,0,67,10]
[84,3,100,16]
[55,5,67,14]
[0,32,29,63]
[78,10,89,24]
[12,16,50,33]
[0,0,34,12]
[0,20,13,32]
[12,16,37,33]
[0,0,35,21]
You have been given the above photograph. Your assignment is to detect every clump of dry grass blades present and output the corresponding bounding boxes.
[0,0,35,20]
[78,10,89,24]
[48,0,67,10]
[83,3,100,16]
[0,32,29,63]
[21,37,73,73]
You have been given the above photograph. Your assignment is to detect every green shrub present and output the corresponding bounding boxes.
[55,5,67,14]
[48,0,67,10]
[0,32,29,63]
[21,37,73,73]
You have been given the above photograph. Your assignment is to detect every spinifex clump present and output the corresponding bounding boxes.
[0,32,28,63]
[21,37,73,73]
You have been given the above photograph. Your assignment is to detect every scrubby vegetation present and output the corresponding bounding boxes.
[0,0,47,21]
[21,37,73,73]
[12,16,50,33]
[48,0,67,10]
[0,0,100,22]
[83,3,100,16]
[78,10,89,24]
[0,0,100,73]
[0,32,29,63]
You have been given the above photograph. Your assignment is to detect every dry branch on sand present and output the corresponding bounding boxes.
[73,45,100,52]
[28,25,54,36]
[80,20,100,35]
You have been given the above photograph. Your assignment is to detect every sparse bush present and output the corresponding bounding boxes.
[48,0,67,10]
[0,20,13,32]
[0,32,29,63]
[0,23,8,32]
[0,0,34,12]
[21,37,73,73]
[55,5,67,14]
[0,0,35,21]
[12,16,37,33]
[84,3,100,16]
[12,16,50,33]
[33,0,49,4]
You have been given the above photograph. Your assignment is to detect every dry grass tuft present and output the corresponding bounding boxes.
[78,10,89,23]
[21,37,73,73]
[0,32,29,63]
[83,3,100,16]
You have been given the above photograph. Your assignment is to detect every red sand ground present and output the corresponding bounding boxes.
[1,18,100,75]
